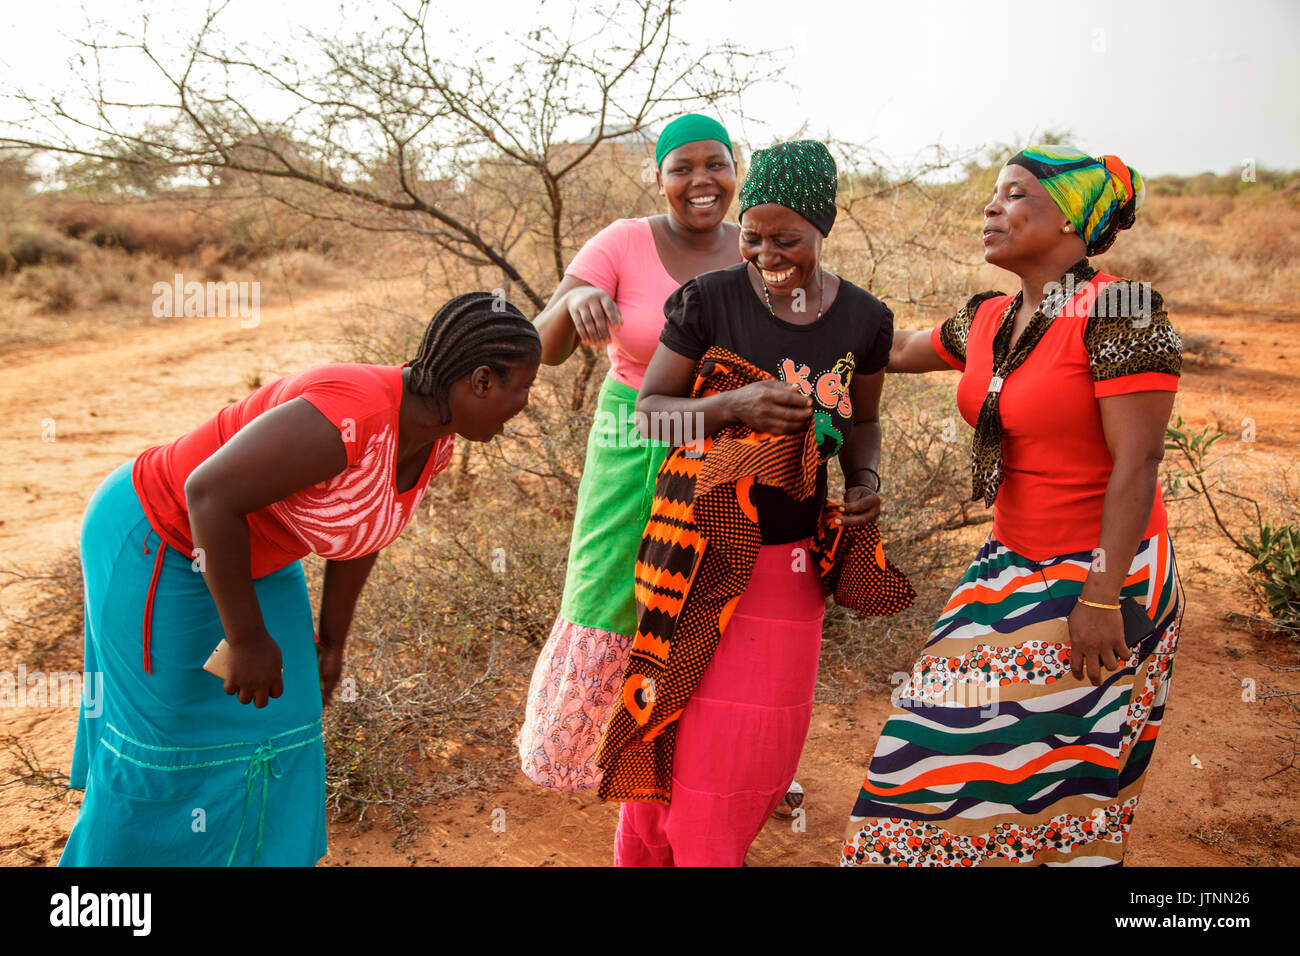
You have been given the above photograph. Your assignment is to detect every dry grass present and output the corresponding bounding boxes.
[0,549,84,673]
[1098,189,1300,305]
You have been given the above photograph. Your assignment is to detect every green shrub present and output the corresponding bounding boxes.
[1242,523,1300,631]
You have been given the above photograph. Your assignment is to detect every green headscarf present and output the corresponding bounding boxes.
[738,139,838,237]
[654,114,733,168]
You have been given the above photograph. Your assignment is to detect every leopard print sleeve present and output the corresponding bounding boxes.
[1083,283,1182,386]
[937,291,1004,367]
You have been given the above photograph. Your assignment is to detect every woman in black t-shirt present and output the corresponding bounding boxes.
[613,140,893,866]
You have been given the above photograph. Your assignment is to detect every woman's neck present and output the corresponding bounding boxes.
[1016,249,1086,316]
[661,213,732,254]
[398,368,457,454]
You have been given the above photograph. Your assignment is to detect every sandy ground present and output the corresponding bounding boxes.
[1,286,1297,867]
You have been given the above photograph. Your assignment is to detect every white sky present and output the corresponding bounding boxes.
[2,0,1297,177]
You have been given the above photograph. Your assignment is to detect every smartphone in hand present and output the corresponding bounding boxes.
[203,639,232,680]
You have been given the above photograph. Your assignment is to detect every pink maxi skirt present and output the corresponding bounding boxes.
[614,538,825,866]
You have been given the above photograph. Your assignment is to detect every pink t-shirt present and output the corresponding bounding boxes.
[564,218,687,390]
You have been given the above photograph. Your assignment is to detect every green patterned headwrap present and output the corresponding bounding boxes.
[654,114,733,168]
[1007,145,1145,256]
[738,139,838,236]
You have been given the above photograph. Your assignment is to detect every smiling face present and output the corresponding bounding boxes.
[459,352,540,442]
[657,139,737,232]
[982,164,1081,270]
[738,203,823,295]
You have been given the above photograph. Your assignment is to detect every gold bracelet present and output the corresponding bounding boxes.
[1077,598,1121,611]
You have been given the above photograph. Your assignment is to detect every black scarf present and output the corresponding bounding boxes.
[969,259,1097,505]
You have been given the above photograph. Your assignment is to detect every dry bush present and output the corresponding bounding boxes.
[318,349,593,840]
[0,549,84,673]
[4,243,166,327]
[44,199,216,260]
[1098,189,1300,304]
[1152,195,1235,226]
[0,223,82,273]
[1180,332,1228,366]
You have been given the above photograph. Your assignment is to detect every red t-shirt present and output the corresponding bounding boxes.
[929,272,1182,560]
[133,364,455,577]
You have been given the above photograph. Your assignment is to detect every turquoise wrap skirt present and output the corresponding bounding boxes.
[59,461,327,867]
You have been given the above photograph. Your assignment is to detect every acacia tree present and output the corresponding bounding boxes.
[1,0,774,311]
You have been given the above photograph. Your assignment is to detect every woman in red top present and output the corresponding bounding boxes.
[841,146,1185,867]
[59,291,541,867]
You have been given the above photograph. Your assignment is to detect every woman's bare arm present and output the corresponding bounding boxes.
[888,328,954,374]
[836,368,885,526]
[534,275,622,365]
[185,398,349,706]
[1067,389,1176,684]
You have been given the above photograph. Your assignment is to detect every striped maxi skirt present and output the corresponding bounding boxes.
[841,530,1182,867]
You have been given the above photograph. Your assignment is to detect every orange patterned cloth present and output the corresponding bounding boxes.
[596,347,915,803]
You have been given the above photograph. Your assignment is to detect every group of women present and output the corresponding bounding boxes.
[60,112,1184,868]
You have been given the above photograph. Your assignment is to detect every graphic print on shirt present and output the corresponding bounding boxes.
[266,425,455,560]
[779,352,855,459]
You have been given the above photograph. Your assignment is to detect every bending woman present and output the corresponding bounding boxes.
[519,115,742,790]
[602,140,895,866]
[61,292,540,866]
[841,146,1184,866]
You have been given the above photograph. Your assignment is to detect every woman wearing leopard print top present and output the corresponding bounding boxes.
[841,146,1185,867]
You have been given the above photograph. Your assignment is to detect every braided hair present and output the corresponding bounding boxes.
[407,291,541,424]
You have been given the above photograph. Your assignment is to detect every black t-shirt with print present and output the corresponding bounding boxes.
[659,262,893,544]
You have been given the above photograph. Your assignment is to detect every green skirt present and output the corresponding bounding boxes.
[560,375,670,635]
[520,375,669,790]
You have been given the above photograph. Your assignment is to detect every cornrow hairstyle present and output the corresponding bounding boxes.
[407,291,541,424]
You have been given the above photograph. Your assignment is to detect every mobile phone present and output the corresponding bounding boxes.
[203,639,232,680]
[1119,596,1156,648]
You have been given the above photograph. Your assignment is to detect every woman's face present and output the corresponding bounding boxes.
[657,140,736,232]
[459,353,540,442]
[982,164,1076,269]
[739,203,823,296]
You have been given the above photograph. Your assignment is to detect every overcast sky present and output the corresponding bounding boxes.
[2,0,1296,178]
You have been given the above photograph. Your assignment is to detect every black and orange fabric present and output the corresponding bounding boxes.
[596,347,915,804]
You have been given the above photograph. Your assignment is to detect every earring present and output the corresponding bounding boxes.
[1061,224,1073,234]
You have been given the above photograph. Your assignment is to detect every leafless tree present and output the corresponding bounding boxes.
[1,0,777,313]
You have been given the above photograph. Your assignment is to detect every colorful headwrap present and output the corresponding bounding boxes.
[738,139,838,237]
[654,114,733,168]
[1007,145,1145,256]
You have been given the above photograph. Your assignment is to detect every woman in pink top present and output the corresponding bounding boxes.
[519,114,746,791]
[60,292,540,867]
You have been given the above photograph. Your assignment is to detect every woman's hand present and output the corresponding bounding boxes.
[317,638,346,705]
[726,381,813,435]
[836,484,882,526]
[566,285,622,347]
[1067,601,1132,686]
[224,627,285,708]
[315,554,377,705]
